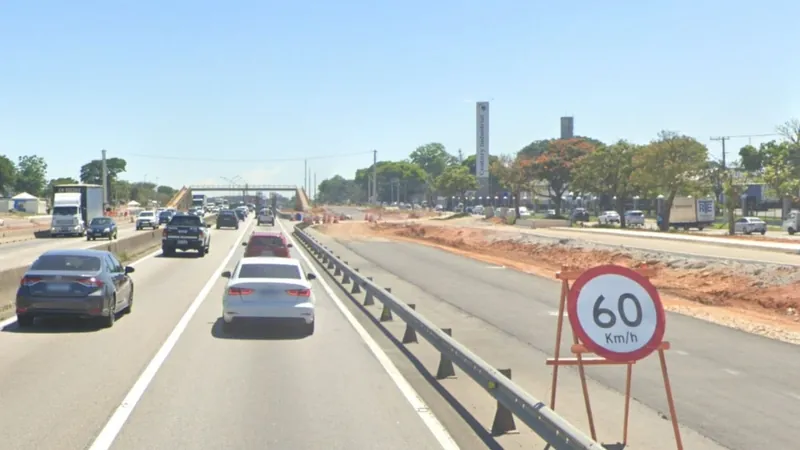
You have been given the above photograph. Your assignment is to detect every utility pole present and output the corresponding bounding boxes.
[101,149,108,207]
[710,136,729,169]
[372,150,378,204]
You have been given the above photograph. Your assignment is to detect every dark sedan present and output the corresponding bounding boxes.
[15,249,135,328]
[86,217,118,241]
[158,210,174,225]
[216,210,239,229]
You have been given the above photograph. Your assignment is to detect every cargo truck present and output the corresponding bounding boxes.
[50,184,105,237]
[667,197,715,231]
[192,194,207,210]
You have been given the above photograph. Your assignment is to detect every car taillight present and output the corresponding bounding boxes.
[20,276,42,286]
[162,228,168,237]
[228,287,253,295]
[76,277,104,288]
[198,230,205,237]
[286,289,311,297]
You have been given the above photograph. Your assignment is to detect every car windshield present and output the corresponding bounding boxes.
[31,254,102,271]
[249,236,284,247]
[159,211,172,218]
[220,210,235,216]
[238,263,301,279]
[170,216,202,226]
[53,206,79,216]
[91,218,112,225]
[139,212,154,217]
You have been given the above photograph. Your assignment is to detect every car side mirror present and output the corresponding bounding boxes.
[124,266,135,274]
[241,242,248,247]
[221,271,231,278]
[307,273,316,280]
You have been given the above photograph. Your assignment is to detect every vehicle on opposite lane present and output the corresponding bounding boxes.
[162,213,212,257]
[242,231,292,257]
[15,249,135,328]
[86,217,118,241]
[220,256,316,335]
[136,211,159,230]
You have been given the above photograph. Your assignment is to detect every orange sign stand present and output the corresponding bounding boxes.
[546,264,684,449]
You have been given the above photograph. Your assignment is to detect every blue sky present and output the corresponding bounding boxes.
[1,0,797,194]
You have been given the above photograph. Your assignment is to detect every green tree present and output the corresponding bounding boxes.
[631,131,710,230]
[0,155,16,197]
[526,138,598,214]
[111,179,131,204]
[434,165,478,197]
[156,185,176,197]
[738,144,764,172]
[15,155,48,197]
[408,143,456,178]
[490,154,535,217]
[317,175,365,204]
[759,141,800,214]
[354,161,427,203]
[80,157,127,185]
[462,154,503,192]
[572,140,640,227]
[45,177,79,199]
[130,182,157,205]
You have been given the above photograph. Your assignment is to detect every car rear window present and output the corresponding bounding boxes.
[91,218,112,225]
[626,211,643,217]
[170,216,203,226]
[249,236,284,247]
[238,264,301,279]
[31,255,102,271]
[139,212,154,217]
[220,211,235,216]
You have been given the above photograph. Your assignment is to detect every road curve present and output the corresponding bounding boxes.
[0,217,457,450]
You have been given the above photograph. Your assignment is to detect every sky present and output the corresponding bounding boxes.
[1,0,798,196]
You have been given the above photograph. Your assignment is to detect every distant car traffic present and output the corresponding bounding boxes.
[15,249,135,328]
[734,217,767,235]
[136,211,159,230]
[158,210,175,225]
[571,208,590,222]
[220,257,316,335]
[242,231,292,257]
[162,213,212,257]
[598,210,621,225]
[234,209,246,221]
[216,210,239,229]
[623,210,646,227]
[86,217,118,241]
[257,208,275,226]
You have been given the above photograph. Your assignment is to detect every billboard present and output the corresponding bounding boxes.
[476,102,490,181]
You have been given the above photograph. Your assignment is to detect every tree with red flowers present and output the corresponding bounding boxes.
[521,138,598,214]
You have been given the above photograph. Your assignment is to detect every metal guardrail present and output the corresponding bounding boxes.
[292,224,604,450]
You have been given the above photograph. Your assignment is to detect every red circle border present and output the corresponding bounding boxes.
[566,265,666,362]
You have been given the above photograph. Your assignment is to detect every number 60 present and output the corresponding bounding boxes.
[593,294,643,329]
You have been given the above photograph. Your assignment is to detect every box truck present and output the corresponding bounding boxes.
[50,184,105,237]
[667,197,715,231]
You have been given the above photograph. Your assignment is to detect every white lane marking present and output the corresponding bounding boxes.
[280,221,460,450]
[787,392,800,401]
[0,245,163,329]
[675,350,689,356]
[87,221,251,450]
[547,311,567,317]
[485,265,505,269]
[723,368,741,376]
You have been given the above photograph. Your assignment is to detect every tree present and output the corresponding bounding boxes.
[317,175,366,204]
[0,155,16,197]
[572,140,640,227]
[631,131,710,230]
[80,157,127,185]
[44,177,79,199]
[408,143,456,178]
[490,154,535,217]
[111,179,131,204]
[354,161,427,203]
[462,154,504,192]
[157,185,176,197]
[760,141,800,215]
[15,155,48,197]
[130,182,157,205]
[434,165,478,197]
[527,138,598,214]
[738,144,764,172]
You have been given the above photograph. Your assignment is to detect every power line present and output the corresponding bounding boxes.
[121,150,373,163]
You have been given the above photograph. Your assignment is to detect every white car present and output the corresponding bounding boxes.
[734,217,767,235]
[136,211,159,230]
[221,257,317,335]
[598,210,621,225]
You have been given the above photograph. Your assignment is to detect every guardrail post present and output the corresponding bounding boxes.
[402,304,418,344]
[342,269,351,284]
[364,277,375,306]
[380,287,393,321]
[327,258,335,269]
[436,328,456,379]
[322,253,329,264]
[334,264,342,276]
[491,369,517,435]
[351,269,362,293]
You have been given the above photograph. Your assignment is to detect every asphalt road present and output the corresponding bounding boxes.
[0,217,458,450]
[332,237,800,450]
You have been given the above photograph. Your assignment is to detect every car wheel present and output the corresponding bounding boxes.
[17,314,34,328]
[162,246,174,257]
[197,246,206,257]
[122,288,133,314]
[100,296,116,328]
[303,321,315,336]
[761,230,766,235]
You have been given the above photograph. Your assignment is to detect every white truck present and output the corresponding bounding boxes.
[50,184,105,237]
[667,197,715,231]
[192,194,207,210]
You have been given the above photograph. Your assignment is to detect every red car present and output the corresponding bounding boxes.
[242,231,293,257]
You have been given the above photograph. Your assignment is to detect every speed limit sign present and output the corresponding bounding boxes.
[567,265,666,362]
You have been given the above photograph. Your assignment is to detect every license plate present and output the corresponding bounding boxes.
[178,230,188,234]
[47,283,71,292]
[177,240,188,245]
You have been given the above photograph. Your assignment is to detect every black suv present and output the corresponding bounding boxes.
[571,208,590,222]
[216,210,239,229]
[162,213,212,257]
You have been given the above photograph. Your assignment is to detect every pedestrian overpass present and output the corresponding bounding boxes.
[166,184,310,211]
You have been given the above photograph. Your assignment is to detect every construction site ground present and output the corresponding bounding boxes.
[318,211,800,346]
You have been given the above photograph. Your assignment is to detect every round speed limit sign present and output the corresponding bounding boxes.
[567,265,666,362]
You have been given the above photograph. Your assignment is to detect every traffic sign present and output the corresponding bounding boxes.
[566,265,666,362]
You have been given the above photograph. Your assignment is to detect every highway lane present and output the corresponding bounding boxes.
[332,236,800,450]
[0,222,140,271]
[106,227,454,450]
[0,221,250,450]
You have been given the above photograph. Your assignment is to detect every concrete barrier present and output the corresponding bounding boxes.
[517,218,572,228]
[0,214,218,320]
